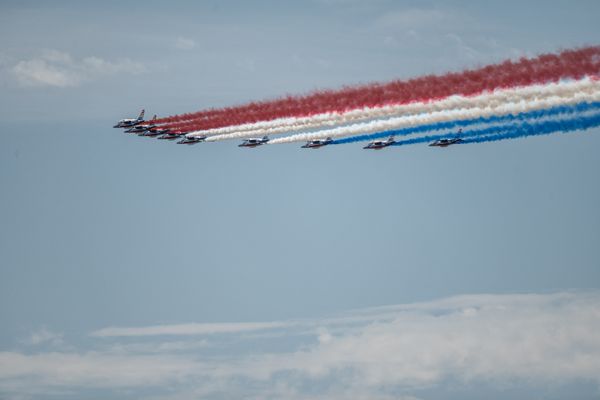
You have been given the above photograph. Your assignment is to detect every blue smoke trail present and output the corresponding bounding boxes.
[331,101,600,145]
[390,112,600,147]
[460,113,600,145]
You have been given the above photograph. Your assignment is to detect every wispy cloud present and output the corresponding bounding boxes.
[91,321,289,337]
[22,328,63,347]
[11,49,145,88]
[1,292,599,399]
[371,7,523,67]
[175,37,196,50]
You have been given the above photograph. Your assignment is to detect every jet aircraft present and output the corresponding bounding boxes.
[301,137,333,149]
[113,109,145,128]
[158,131,186,140]
[178,135,207,145]
[428,137,463,147]
[363,136,395,149]
[238,136,269,147]
[126,115,158,133]
[429,129,463,147]
[139,127,170,137]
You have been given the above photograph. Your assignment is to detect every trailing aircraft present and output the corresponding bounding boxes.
[177,135,207,145]
[428,137,464,147]
[238,136,269,147]
[157,131,186,140]
[429,129,464,147]
[363,136,395,150]
[140,127,170,137]
[301,137,333,149]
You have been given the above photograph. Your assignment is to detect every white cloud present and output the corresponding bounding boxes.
[103,340,210,355]
[1,292,600,399]
[275,293,600,386]
[40,49,73,64]
[13,59,78,87]
[0,352,201,388]
[175,37,196,50]
[11,49,145,88]
[81,56,145,75]
[91,321,290,337]
[23,328,63,347]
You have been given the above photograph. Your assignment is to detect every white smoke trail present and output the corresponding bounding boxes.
[268,90,600,144]
[190,77,600,141]
[192,80,596,138]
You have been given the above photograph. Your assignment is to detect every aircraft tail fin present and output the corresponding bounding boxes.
[151,114,157,121]
[137,109,145,121]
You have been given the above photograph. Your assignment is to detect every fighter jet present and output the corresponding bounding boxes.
[363,136,395,150]
[301,137,333,149]
[157,131,186,140]
[113,109,145,128]
[126,125,150,133]
[429,129,463,147]
[140,127,170,137]
[429,137,463,147]
[238,136,269,147]
[126,115,158,133]
[177,135,206,145]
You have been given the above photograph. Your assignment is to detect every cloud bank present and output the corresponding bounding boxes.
[1,291,599,399]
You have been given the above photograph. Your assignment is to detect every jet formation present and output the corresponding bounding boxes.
[113,110,464,149]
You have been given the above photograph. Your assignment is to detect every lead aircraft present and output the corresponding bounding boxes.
[238,136,269,147]
[126,115,157,133]
[113,109,145,128]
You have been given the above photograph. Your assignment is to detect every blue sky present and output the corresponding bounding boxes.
[1,1,600,399]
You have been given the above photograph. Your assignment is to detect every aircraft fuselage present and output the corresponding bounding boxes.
[429,138,463,147]
[177,136,206,145]
[301,139,333,149]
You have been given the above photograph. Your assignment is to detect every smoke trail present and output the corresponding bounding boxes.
[459,114,600,145]
[267,89,600,144]
[155,46,600,130]
[389,113,600,148]
[197,78,600,141]
[333,101,600,145]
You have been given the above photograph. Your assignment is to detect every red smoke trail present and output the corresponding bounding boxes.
[155,46,600,132]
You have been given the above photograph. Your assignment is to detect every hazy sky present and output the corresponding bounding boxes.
[1,1,600,399]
